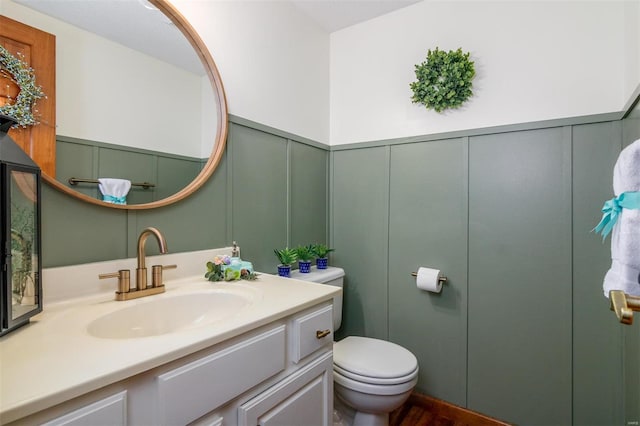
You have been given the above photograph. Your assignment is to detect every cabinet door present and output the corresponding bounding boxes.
[41,391,127,426]
[0,16,56,176]
[239,352,333,426]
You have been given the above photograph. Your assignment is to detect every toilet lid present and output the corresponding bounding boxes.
[333,336,418,380]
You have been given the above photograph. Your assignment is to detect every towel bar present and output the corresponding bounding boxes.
[68,177,155,189]
[610,290,640,325]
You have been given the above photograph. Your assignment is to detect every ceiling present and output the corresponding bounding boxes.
[291,0,421,33]
[13,0,421,74]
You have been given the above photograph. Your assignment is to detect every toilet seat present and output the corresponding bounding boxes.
[333,336,418,379]
[334,363,418,386]
[332,336,419,396]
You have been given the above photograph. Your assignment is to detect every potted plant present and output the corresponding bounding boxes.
[295,245,315,273]
[274,247,298,277]
[312,243,334,269]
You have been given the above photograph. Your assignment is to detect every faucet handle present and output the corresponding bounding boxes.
[99,269,131,294]
[151,264,177,288]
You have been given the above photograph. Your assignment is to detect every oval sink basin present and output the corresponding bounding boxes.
[87,291,252,339]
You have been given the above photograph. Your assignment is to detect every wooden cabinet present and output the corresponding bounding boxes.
[13,302,333,426]
[0,16,56,176]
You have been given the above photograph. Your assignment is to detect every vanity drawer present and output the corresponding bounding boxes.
[291,304,333,363]
[42,391,127,426]
[156,325,285,426]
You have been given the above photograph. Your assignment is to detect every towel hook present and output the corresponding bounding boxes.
[610,290,640,325]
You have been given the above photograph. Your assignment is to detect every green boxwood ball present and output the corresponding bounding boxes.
[410,47,475,113]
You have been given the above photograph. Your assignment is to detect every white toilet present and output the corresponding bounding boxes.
[292,266,419,426]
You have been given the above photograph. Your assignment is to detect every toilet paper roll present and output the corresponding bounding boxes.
[416,267,443,293]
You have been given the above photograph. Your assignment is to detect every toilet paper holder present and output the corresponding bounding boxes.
[410,271,448,285]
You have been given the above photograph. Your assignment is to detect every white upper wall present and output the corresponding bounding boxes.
[330,1,632,145]
[171,0,330,144]
[3,1,636,148]
[624,0,640,104]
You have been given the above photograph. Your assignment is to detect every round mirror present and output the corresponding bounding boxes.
[14,0,227,209]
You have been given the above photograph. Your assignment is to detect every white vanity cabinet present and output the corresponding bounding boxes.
[237,352,333,426]
[154,325,287,426]
[10,301,334,426]
[40,392,127,426]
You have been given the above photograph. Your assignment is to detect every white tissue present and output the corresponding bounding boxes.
[416,267,443,293]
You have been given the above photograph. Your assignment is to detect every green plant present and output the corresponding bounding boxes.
[295,245,315,262]
[410,47,475,113]
[274,247,298,266]
[205,255,257,281]
[205,255,230,282]
[0,45,45,128]
[312,243,334,259]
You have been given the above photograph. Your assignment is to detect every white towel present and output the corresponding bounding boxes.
[98,178,131,205]
[603,140,640,297]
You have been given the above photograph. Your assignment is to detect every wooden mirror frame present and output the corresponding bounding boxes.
[43,0,228,210]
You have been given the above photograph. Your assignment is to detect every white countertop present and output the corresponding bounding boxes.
[0,249,340,424]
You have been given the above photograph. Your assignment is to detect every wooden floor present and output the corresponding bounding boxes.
[390,394,512,426]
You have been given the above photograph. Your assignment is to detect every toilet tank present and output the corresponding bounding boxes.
[290,266,344,332]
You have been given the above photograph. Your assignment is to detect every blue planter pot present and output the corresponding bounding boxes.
[277,265,291,277]
[316,258,328,269]
[299,261,312,273]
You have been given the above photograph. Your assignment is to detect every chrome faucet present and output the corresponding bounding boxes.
[136,227,168,290]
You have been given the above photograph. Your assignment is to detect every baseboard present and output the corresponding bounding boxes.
[401,393,512,426]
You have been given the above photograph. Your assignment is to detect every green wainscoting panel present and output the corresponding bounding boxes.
[42,185,128,267]
[572,122,624,426]
[387,138,468,405]
[289,142,328,247]
[99,148,156,205]
[623,103,640,148]
[42,119,328,275]
[467,128,572,425]
[622,105,640,426]
[229,123,288,273]
[624,323,640,426]
[155,156,202,201]
[332,146,389,341]
[131,152,229,258]
[56,140,97,198]
[55,137,203,204]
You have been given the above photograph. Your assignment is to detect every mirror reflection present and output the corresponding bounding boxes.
[10,169,39,319]
[11,0,222,206]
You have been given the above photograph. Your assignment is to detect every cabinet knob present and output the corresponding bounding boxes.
[316,329,331,339]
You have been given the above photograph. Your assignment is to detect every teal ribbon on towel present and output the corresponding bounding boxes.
[594,191,640,239]
[103,195,127,205]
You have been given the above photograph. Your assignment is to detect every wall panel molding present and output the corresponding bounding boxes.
[330,113,631,425]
